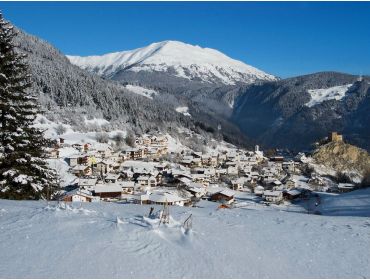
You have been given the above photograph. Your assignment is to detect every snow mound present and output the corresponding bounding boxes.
[67,40,276,85]
[305,84,353,107]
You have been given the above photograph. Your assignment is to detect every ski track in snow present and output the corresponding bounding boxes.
[0,192,370,278]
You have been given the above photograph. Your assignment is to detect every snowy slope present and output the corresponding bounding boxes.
[67,41,276,85]
[124,85,158,99]
[0,197,369,278]
[305,84,353,107]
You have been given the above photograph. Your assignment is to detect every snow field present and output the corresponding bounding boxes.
[0,194,369,278]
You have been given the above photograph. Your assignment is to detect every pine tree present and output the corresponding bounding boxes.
[0,13,58,200]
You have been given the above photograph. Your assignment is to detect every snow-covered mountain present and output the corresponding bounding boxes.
[67,40,276,85]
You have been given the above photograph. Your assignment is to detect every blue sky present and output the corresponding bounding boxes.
[2,1,370,78]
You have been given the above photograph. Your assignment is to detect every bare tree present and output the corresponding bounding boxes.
[125,130,136,147]
[96,132,109,143]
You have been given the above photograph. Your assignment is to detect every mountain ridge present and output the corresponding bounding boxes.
[67,40,277,85]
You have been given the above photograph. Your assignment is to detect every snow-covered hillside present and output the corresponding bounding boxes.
[67,41,276,85]
[0,193,369,278]
[305,84,353,107]
[124,85,158,99]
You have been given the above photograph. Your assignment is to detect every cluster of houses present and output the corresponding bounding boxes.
[49,133,349,207]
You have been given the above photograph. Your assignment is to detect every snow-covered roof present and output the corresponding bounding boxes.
[105,173,120,180]
[78,178,97,186]
[120,181,135,188]
[72,165,90,171]
[263,190,282,197]
[149,192,187,203]
[287,189,302,196]
[94,184,122,193]
[218,189,235,197]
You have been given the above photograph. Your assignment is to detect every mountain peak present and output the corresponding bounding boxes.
[67,40,276,85]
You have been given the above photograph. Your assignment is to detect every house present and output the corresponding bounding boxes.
[94,143,113,158]
[283,188,303,200]
[209,189,235,204]
[46,148,59,159]
[104,173,121,183]
[121,181,136,194]
[282,161,296,173]
[186,182,207,198]
[136,175,157,188]
[285,178,297,189]
[66,155,80,167]
[94,184,122,200]
[78,178,97,191]
[254,185,265,196]
[133,193,150,204]
[231,177,247,190]
[149,192,190,206]
[63,190,99,203]
[93,160,114,175]
[71,165,92,177]
[263,190,283,204]
[123,148,145,160]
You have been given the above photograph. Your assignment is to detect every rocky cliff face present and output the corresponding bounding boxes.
[312,140,370,178]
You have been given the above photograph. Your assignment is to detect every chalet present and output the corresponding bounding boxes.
[263,190,283,204]
[63,190,99,203]
[231,177,248,190]
[104,173,121,183]
[283,188,303,200]
[94,144,113,158]
[66,155,81,167]
[136,175,157,188]
[254,185,265,196]
[133,193,150,204]
[93,160,114,175]
[186,183,207,198]
[150,135,168,147]
[149,192,189,206]
[121,181,136,194]
[285,178,297,190]
[210,189,235,204]
[78,178,97,191]
[94,184,122,200]
[72,165,92,177]
[192,174,210,187]
[46,148,59,159]
[125,148,145,160]
[282,161,296,173]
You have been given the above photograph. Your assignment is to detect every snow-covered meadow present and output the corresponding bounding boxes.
[0,188,369,278]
